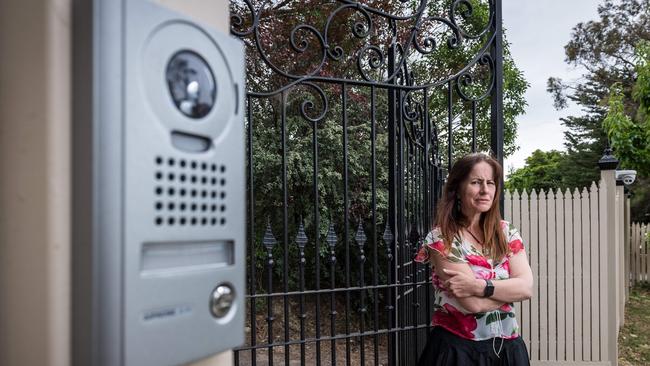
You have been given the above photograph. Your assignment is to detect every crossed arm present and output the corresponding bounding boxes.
[428,248,534,313]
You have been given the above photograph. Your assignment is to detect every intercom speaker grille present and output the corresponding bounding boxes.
[153,156,227,227]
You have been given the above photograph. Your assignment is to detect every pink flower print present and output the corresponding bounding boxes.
[431,273,452,295]
[500,303,512,312]
[502,259,510,274]
[474,268,496,280]
[431,240,444,251]
[414,247,429,262]
[432,273,443,287]
[432,303,477,339]
[414,240,446,263]
[509,239,524,255]
[466,254,491,269]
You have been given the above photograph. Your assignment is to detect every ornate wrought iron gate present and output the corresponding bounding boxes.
[230,0,503,364]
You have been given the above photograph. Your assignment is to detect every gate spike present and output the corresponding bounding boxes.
[295,221,308,249]
[262,219,277,250]
[383,223,394,261]
[382,224,394,244]
[355,221,367,248]
[326,222,337,248]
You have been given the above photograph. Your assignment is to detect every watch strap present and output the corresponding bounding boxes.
[483,279,495,298]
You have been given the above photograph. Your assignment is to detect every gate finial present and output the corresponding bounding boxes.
[296,220,308,249]
[263,218,277,250]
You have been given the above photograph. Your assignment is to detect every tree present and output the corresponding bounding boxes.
[510,0,650,221]
[603,42,650,176]
[546,0,650,189]
[505,150,567,193]
[603,41,650,222]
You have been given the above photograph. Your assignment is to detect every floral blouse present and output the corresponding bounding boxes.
[414,220,525,340]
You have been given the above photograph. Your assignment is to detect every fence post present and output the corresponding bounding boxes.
[624,189,630,301]
[616,180,625,327]
[598,149,618,365]
[633,223,638,285]
[640,222,645,283]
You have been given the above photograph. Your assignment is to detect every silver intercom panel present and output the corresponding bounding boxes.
[73,1,245,365]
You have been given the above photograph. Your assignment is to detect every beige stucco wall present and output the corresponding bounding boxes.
[0,0,72,365]
[0,0,232,365]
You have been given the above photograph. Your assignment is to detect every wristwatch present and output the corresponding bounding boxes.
[483,279,494,298]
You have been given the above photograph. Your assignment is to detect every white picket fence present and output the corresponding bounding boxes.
[501,166,647,366]
[629,222,650,285]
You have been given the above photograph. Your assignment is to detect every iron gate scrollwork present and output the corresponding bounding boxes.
[230,0,504,364]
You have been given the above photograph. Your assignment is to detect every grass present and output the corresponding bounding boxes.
[619,282,650,366]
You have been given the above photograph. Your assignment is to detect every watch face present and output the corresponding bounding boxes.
[483,280,494,297]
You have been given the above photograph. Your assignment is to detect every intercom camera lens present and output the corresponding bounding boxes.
[166,50,216,119]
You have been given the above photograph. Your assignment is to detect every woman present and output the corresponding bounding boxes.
[415,153,533,365]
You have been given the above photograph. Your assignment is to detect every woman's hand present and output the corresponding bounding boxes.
[428,249,504,313]
[442,268,484,298]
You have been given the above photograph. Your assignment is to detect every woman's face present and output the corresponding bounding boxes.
[459,161,496,218]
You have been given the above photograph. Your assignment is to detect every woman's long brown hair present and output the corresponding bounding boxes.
[435,153,508,261]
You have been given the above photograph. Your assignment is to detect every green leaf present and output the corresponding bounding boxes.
[450,247,462,258]
[486,312,499,325]
[486,311,511,325]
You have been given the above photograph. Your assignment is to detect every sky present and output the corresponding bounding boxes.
[502,0,601,175]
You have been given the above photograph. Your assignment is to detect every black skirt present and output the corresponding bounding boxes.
[417,327,530,366]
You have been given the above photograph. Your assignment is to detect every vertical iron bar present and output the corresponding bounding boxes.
[247,95,257,366]
[297,222,308,364]
[330,237,337,366]
[299,244,306,364]
[281,90,290,366]
[359,231,366,366]
[472,101,477,153]
[417,146,421,358]
[423,88,429,232]
[412,142,415,364]
[313,104,322,366]
[397,89,405,364]
[386,41,397,366]
[433,164,438,213]
[447,81,453,171]
[490,0,505,215]
[412,131,419,363]
[406,156,409,365]
[420,136,428,353]
[267,246,275,365]
[343,82,351,366]
[370,86,380,366]
[402,95,408,361]
[412,136,418,364]
[402,131,408,365]
[422,89,433,344]
[422,88,432,350]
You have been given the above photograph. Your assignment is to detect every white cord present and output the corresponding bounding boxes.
[489,310,505,358]
[486,260,504,357]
